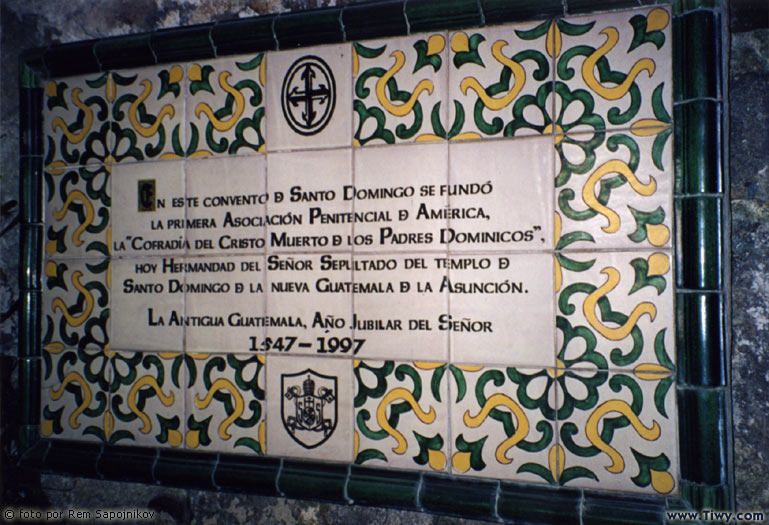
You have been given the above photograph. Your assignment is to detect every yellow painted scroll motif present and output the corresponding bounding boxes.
[128,375,175,434]
[195,378,245,440]
[52,88,93,144]
[583,267,657,341]
[194,72,246,131]
[582,159,656,233]
[586,399,661,473]
[460,41,526,111]
[464,393,529,465]
[376,52,435,117]
[129,80,176,138]
[582,28,656,101]
[376,387,436,454]
[50,372,92,429]
[52,271,94,328]
[53,190,95,247]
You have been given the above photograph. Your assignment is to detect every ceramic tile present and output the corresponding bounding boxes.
[353,34,448,145]
[448,137,553,252]
[42,258,110,351]
[353,360,449,472]
[185,54,266,157]
[352,253,448,362]
[448,253,555,368]
[109,351,185,448]
[110,257,184,352]
[353,142,448,253]
[266,44,352,151]
[111,64,186,162]
[266,148,352,252]
[556,369,678,495]
[185,155,267,255]
[43,73,113,169]
[553,7,672,134]
[555,250,675,372]
[184,255,266,353]
[448,365,557,483]
[111,160,187,257]
[44,164,111,260]
[185,353,266,454]
[265,354,353,461]
[555,129,673,251]
[41,347,111,442]
[264,253,352,354]
[447,21,553,140]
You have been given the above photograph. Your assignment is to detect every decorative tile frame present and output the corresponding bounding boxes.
[17,0,730,522]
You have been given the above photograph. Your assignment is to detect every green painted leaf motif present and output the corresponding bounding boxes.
[557,316,607,370]
[654,329,674,370]
[555,130,605,186]
[157,69,181,99]
[517,463,554,484]
[628,205,665,243]
[556,368,608,420]
[187,415,213,447]
[651,82,670,123]
[449,365,467,402]
[172,354,196,389]
[430,365,446,402]
[560,422,600,457]
[110,351,141,390]
[112,125,143,163]
[560,466,599,484]
[107,430,134,444]
[354,42,386,59]
[47,81,69,110]
[356,410,388,440]
[506,368,557,421]
[553,82,605,133]
[654,376,674,419]
[628,14,666,53]
[156,414,181,445]
[354,360,394,406]
[454,434,487,471]
[556,19,595,37]
[630,449,670,488]
[556,231,595,251]
[472,67,510,135]
[518,420,554,452]
[43,405,65,435]
[354,100,395,145]
[229,354,264,398]
[597,375,644,446]
[607,133,640,172]
[514,20,551,40]
[355,448,387,465]
[452,33,485,68]
[412,432,443,466]
[230,107,265,154]
[234,437,263,454]
[236,53,263,71]
[475,370,513,434]
[177,123,198,156]
[190,65,215,95]
[504,83,552,136]
[629,257,667,295]
[555,253,595,273]
[46,261,69,291]
[413,39,442,73]
[85,72,112,89]
[652,127,672,172]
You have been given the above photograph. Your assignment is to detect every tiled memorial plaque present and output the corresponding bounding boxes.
[30,4,702,507]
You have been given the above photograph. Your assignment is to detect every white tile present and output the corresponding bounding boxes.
[266,44,352,151]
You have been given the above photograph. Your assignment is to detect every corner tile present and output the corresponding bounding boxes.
[354,360,449,472]
[554,7,672,134]
[557,369,678,495]
[43,73,113,168]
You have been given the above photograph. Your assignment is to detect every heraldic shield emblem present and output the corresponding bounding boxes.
[281,369,337,449]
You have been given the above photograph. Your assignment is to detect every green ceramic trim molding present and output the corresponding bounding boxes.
[17,0,731,522]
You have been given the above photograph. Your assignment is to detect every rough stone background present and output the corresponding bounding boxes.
[1,0,767,522]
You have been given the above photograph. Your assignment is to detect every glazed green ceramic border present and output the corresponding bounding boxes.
[17,0,730,522]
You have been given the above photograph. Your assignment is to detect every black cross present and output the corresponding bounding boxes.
[287,64,330,127]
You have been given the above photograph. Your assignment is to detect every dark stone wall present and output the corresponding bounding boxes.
[1,0,767,520]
